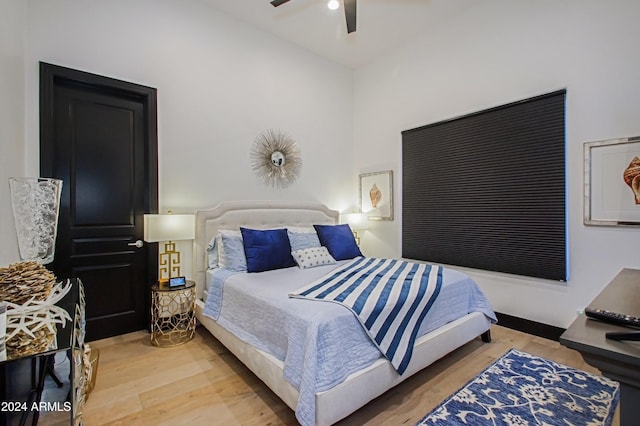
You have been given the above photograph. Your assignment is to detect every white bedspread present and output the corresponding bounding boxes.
[203,260,496,426]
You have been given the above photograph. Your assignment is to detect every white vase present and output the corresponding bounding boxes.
[9,177,63,265]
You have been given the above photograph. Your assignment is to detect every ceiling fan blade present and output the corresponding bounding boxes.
[270,0,290,7]
[344,0,357,33]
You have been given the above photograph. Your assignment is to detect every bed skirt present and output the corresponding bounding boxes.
[195,300,491,425]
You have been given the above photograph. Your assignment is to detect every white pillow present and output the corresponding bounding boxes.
[291,246,336,269]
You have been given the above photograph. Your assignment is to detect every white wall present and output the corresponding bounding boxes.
[17,0,639,328]
[24,0,355,215]
[354,0,640,328]
[22,0,355,279]
[0,0,26,265]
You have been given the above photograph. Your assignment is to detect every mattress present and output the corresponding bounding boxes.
[202,260,496,425]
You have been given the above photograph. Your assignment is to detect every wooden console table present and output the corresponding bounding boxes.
[560,268,640,426]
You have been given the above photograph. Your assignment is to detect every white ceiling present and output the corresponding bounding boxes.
[202,0,478,68]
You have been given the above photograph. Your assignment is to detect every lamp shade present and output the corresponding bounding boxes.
[341,212,369,230]
[144,214,195,242]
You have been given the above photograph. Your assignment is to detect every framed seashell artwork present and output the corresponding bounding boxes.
[584,136,640,226]
[359,170,393,220]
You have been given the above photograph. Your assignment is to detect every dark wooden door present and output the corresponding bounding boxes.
[40,62,158,341]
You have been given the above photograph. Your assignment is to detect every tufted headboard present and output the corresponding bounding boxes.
[193,200,339,300]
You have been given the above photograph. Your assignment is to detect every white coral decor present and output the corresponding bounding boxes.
[5,279,72,341]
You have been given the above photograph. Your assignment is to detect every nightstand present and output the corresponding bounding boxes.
[150,280,196,347]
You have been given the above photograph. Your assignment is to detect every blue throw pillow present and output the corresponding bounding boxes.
[240,227,296,273]
[313,224,363,261]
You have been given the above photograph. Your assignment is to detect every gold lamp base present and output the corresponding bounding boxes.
[353,230,361,246]
[159,241,182,282]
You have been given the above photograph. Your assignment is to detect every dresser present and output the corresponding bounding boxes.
[560,269,640,426]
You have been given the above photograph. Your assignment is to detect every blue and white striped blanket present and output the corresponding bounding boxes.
[289,257,442,374]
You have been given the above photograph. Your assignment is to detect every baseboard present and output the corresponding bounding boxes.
[495,312,565,342]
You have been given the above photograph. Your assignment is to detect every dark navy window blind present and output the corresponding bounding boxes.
[402,90,566,281]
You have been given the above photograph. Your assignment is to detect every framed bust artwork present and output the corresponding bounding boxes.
[359,170,393,220]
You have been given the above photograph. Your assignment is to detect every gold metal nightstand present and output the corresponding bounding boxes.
[150,280,196,347]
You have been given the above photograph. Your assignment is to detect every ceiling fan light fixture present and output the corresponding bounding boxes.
[327,0,340,11]
[271,0,356,33]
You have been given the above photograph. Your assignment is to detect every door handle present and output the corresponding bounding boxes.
[128,240,144,248]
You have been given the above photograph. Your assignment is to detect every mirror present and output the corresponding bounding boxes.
[271,151,286,167]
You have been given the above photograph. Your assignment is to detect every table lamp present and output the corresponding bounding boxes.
[144,213,195,283]
[341,211,368,245]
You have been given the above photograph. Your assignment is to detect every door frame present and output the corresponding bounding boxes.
[39,62,159,329]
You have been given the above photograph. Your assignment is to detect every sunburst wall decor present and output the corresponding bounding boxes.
[250,129,302,188]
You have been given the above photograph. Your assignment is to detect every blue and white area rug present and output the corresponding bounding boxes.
[417,348,619,426]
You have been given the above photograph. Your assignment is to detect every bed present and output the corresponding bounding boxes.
[193,200,496,426]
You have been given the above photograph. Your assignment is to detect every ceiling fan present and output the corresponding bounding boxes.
[270,0,357,34]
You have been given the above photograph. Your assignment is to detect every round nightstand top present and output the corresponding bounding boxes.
[151,279,195,292]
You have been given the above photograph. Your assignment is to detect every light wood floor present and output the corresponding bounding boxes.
[44,325,619,425]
